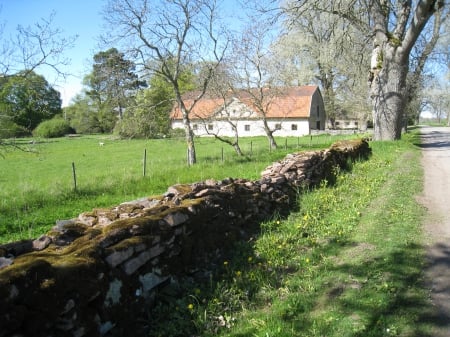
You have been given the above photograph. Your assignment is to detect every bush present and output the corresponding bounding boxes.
[33,118,75,138]
[0,119,30,138]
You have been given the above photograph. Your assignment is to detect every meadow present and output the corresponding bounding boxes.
[0,130,436,336]
[0,133,355,243]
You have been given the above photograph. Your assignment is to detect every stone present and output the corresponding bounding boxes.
[61,299,75,315]
[104,279,122,307]
[139,272,169,295]
[163,211,189,227]
[77,213,97,227]
[105,247,134,268]
[122,245,164,275]
[32,235,52,251]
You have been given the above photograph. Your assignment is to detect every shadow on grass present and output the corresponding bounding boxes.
[281,239,445,337]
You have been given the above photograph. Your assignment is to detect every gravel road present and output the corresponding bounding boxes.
[419,126,450,336]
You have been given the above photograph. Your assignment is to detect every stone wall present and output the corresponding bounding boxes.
[0,139,370,337]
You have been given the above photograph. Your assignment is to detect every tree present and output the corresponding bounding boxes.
[0,11,76,79]
[273,8,371,128]
[282,0,446,140]
[0,11,76,144]
[86,48,145,120]
[103,0,228,165]
[0,71,62,132]
[83,48,145,133]
[117,69,196,138]
[63,93,103,134]
[199,64,245,156]
[404,5,448,127]
[426,79,450,123]
[230,20,280,149]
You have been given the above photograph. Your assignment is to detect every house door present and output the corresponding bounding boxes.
[316,121,321,130]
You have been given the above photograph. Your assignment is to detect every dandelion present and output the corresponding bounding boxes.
[303,214,308,221]
[305,258,310,264]
[223,261,229,266]
[247,256,253,263]
[235,271,242,277]
[194,288,201,295]
[276,220,280,225]
[187,303,194,311]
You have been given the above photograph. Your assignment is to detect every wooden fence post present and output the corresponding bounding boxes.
[72,162,77,191]
[143,149,147,177]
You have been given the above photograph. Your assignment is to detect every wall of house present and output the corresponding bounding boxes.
[0,139,371,337]
[180,118,311,137]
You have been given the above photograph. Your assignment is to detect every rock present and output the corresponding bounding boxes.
[0,256,13,269]
[32,235,52,251]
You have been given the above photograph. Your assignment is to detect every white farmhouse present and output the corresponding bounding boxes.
[170,86,326,137]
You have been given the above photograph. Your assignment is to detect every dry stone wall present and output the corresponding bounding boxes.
[0,139,370,337]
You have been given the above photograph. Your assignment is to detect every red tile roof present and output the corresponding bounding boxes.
[170,86,319,120]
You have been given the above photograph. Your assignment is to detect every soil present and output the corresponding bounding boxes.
[418,126,450,336]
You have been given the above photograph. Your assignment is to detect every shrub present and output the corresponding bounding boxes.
[33,118,75,138]
[0,119,30,138]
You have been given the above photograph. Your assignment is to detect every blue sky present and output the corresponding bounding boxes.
[0,0,251,107]
[1,0,105,106]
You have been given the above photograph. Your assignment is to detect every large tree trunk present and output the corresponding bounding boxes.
[370,42,409,141]
[371,62,407,140]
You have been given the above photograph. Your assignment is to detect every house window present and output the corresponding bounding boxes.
[291,124,298,131]
[193,124,198,130]
[244,125,250,131]
[208,124,214,130]
[275,123,281,130]
[316,121,321,129]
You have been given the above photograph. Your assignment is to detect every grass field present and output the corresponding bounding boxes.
[1,130,435,336]
[0,133,358,243]
[144,130,435,337]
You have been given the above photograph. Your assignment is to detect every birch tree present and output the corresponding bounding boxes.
[103,0,228,165]
[282,0,446,140]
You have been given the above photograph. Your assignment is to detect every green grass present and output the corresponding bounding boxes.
[0,133,358,243]
[145,131,436,337]
[2,131,435,336]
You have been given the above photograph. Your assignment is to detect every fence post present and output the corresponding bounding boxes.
[285,138,288,150]
[72,162,77,191]
[143,149,147,177]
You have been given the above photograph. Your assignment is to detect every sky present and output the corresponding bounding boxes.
[0,0,250,107]
[0,0,113,106]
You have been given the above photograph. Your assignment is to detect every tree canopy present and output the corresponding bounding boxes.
[0,71,61,132]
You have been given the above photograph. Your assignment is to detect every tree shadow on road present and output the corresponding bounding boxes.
[415,130,450,150]
[420,241,450,336]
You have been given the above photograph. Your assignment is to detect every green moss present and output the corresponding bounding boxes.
[107,235,155,252]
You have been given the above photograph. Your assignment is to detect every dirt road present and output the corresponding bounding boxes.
[419,126,450,336]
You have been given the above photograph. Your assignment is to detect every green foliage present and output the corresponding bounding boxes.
[0,118,30,138]
[63,95,97,134]
[117,69,197,138]
[32,117,74,138]
[79,48,145,133]
[0,71,62,131]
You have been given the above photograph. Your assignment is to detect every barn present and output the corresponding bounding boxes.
[170,86,326,137]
